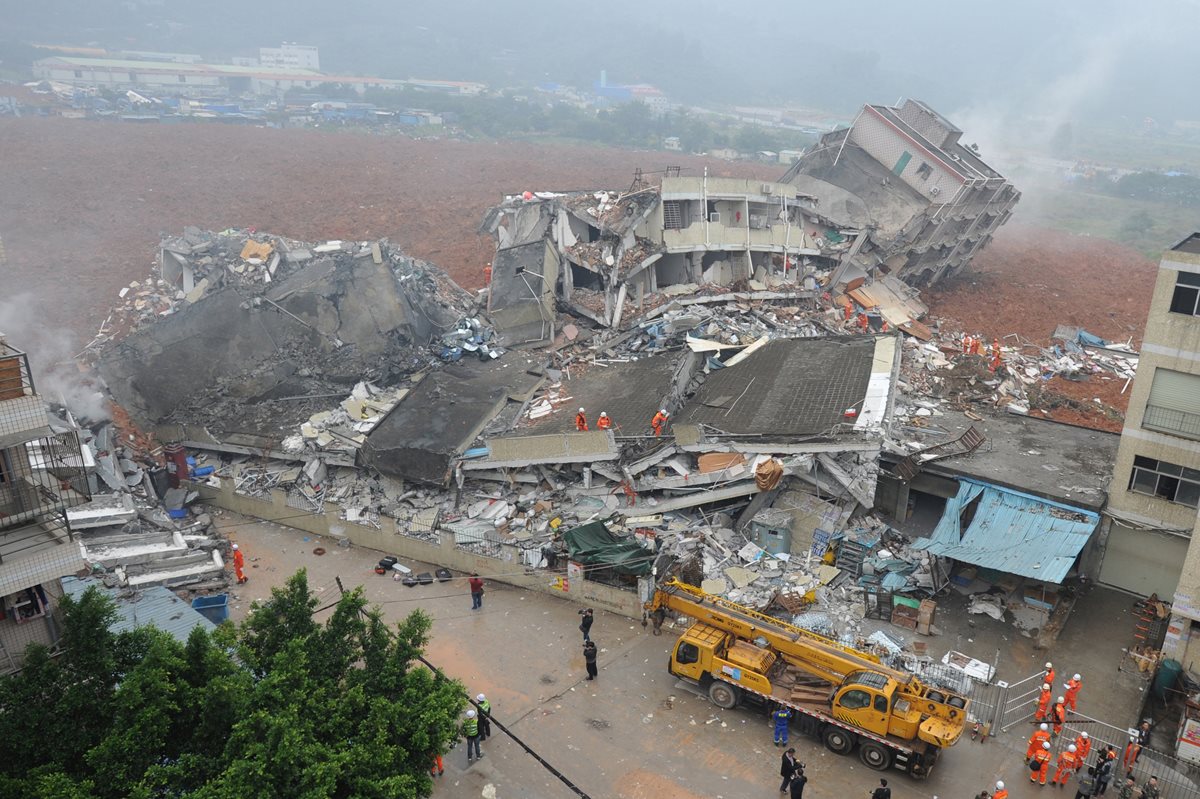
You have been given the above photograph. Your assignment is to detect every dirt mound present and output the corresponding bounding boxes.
[924,224,1157,348]
[0,118,776,347]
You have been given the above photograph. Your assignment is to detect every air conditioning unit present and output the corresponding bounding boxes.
[709,212,721,223]
[761,183,774,194]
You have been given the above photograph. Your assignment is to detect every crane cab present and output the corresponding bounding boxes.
[670,623,775,697]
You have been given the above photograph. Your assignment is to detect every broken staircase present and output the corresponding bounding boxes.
[894,425,985,482]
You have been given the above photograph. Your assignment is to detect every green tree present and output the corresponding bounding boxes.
[0,571,464,799]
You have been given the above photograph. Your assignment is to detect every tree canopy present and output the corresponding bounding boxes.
[0,570,465,799]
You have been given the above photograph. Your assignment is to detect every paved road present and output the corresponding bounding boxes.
[220,511,1138,799]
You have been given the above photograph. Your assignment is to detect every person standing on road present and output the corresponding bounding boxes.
[1065,674,1083,711]
[1074,767,1097,799]
[475,693,491,740]
[1115,776,1136,799]
[583,640,598,680]
[463,709,482,764]
[870,778,891,799]
[788,765,807,799]
[772,706,792,747]
[1095,747,1116,795]
[1075,731,1092,766]
[993,780,1008,799]
[1141,776,1161,799]
[468,573,484,610]
[1123,736,1142,774]
[579,608,594,642]
[231,543,247,584]
[1036,683,1053,721]
[779,747,799,792]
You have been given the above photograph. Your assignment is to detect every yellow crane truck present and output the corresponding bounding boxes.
[644,579,968,778]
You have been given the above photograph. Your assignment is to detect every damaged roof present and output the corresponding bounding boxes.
[677,336,882,440]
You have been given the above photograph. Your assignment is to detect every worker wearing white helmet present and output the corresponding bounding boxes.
[597,411,613,430]
[1051,694,1067,736]
[475,693,492,740]
[1032,740,1053,784]
[464,708,482,763]
[651,408,670,436]
[1027,722,1051,759]
[1053,743,1081,786]
[1075,729,1092,762]
[994,781,1008,799]
[1036,682,1053,721]
[1044,661,1056,686]
[575,407,588,431]
[231,542,246,584]
[1065,673,1083,711]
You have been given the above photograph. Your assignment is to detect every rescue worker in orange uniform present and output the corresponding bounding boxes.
[843,302,854,322]
[232,542,247,584]
[1031,741,1053,785]
[1051,695,1067,736]
[1053,744,1081,786]
[483,263,492,285]
[575,407,588,432]
[1044,662,1056,688]
[651,409,669,437]
[1027,723,1052,759]
[993,781,1008,799]
[1035,683,1053,721]
[1123,736,1142,774]
[1075,731,1092,766]
[597,411,612,430]
[1065,674,1083,711]
[857,312,869,333]
[972,337,984,356]
[962,334,973,355]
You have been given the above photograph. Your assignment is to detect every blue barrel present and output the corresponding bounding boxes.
[1154,658,1183,700]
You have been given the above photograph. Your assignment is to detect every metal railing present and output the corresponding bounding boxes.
[1144,405,1200,441]
[0,347,34,400]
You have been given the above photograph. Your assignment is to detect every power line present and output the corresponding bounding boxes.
[328,577,593,799]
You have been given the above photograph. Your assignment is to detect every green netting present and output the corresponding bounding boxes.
[563,520,652,576]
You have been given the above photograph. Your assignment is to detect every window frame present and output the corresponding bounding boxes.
[1129,455,1200,508]
[1169,271,1200,317]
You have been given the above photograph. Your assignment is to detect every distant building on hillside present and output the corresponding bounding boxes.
[259,43,320,71]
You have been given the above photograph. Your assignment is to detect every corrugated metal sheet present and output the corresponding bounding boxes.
[61,577,215,643]
[912,479,1098,584]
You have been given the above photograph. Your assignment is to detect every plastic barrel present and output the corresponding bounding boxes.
[1154,658,1183,700]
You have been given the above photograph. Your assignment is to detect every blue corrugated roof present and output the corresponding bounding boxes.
[61,577,216,643]
[912,479,1098,584]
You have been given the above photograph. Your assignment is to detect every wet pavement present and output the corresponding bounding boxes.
[214,508,1157,799]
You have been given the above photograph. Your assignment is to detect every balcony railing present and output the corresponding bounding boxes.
[0,345,35,401]
[1144,404,1200,441]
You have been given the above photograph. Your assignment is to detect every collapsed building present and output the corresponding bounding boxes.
[479,98,1018,344]
[78,102,1153,667]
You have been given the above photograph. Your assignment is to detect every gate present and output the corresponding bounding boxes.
[1059,713,1200,799]
[997,670,1051,733]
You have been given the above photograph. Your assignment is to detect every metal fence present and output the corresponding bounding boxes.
[1058,713,1200,799]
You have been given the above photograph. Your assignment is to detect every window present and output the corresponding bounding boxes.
[1169,271,1200,316]
[916,162,933,180]
[676,642,699,665]
[1144,369,1200,440]
[873,695,889,713]
[1129,455,1200,508]
[73,70,83,78]
[838,689,872,710]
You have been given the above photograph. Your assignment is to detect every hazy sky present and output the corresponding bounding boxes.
[7,0,1199,125]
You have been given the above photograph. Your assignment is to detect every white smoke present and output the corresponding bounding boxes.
[0,294,111,423]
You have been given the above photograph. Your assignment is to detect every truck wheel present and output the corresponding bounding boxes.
[823,726,855,755]
[708,681,739,709]
[859,741,892,771]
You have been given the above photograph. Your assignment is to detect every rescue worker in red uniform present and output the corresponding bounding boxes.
[1053,744,1081,786]
[575,408,588,432]
[993,781,1008,799]
[1031,741,1053,785]
[597,412,612,430]
[1035,683,1053,721]
[1075,731,1092,766]
[1123,737,1142,774]
[1051,695,1068,737]
[1027,723,1052,759]
[651,409,669,437]
[1044,662,1056,688]
[1065,674,1083,712]
[232,543,247,584]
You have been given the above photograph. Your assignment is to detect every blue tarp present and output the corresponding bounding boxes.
[912,479,1099,584]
